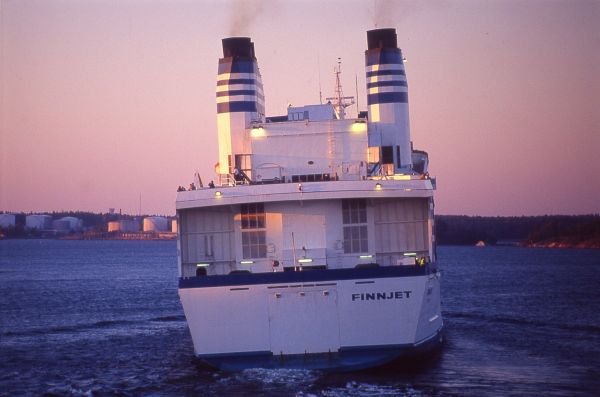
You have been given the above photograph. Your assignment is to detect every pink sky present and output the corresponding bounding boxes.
[1,0,598,216]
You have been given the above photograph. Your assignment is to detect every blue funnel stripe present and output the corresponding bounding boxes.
[217,101,258,113]
[218,60,256,74]
[365,49,402,66]
[217,78,256,86]
[366,69,405,78]
[366,80,407,89]
[367,92,408,105]
[216,89,257,98]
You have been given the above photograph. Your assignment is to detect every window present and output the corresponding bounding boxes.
[241,203,267,258]
[290,111,307,121]
[342,199,368,253]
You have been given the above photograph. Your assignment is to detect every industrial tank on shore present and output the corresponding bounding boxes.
[143,216,168,232]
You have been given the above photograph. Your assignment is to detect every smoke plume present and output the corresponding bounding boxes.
[370,0,424,28]
[228,0,266,36]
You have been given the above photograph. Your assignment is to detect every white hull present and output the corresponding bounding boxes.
[179,266,443,371]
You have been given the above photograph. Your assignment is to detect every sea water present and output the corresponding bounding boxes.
[0,240,598,396]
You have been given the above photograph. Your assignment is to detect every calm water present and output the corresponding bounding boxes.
[0,240,598,396]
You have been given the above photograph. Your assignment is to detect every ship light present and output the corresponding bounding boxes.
[240,260,254,264]
[359,254,373,259]
[351,120,367,133]
[298,258,313,263]
[215,191,222,197]
[250,125,266,138]
[196,263,210,267]
[375,183,382,190]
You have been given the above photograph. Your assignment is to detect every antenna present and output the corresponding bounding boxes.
[325,58,355,120]
[355,74,359,118]
[194,170,203,188]
[318,54,323,104]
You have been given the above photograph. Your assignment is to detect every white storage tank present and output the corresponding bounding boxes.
[107,221,120,232]
[108,219,140,232]
[53,217,83,232]
[25,215,52,230]
[0,214,16,228]
[52,219,71,232]
[143,216,168,232]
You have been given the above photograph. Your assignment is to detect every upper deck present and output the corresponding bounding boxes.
[176,176,435,210]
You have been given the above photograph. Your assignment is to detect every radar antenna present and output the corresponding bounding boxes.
[325,58,355,119]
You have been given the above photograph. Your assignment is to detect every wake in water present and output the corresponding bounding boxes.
[297,381,426,397]
[207,368,430,397]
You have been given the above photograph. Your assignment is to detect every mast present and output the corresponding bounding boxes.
[325,58,355,120]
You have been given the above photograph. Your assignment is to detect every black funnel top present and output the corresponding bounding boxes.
[222,37,255,58]
[367,29,398,50]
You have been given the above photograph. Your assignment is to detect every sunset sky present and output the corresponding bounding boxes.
[1,0,598,216]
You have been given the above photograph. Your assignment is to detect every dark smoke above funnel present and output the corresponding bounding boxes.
[367,28,398,50]
[222,37,255,59]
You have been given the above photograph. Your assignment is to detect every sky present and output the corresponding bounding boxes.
[1,0,598,216]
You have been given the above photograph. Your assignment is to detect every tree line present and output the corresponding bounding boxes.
[435,214,600,248]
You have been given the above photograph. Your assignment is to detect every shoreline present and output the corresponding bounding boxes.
[1,236,597,249]
[524,241,600,249]
[0,232,176,241]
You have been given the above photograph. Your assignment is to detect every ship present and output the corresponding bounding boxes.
[176,28,443,371]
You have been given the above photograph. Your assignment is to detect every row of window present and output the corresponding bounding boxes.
[289,111,310,121]
[240,201,368,259]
